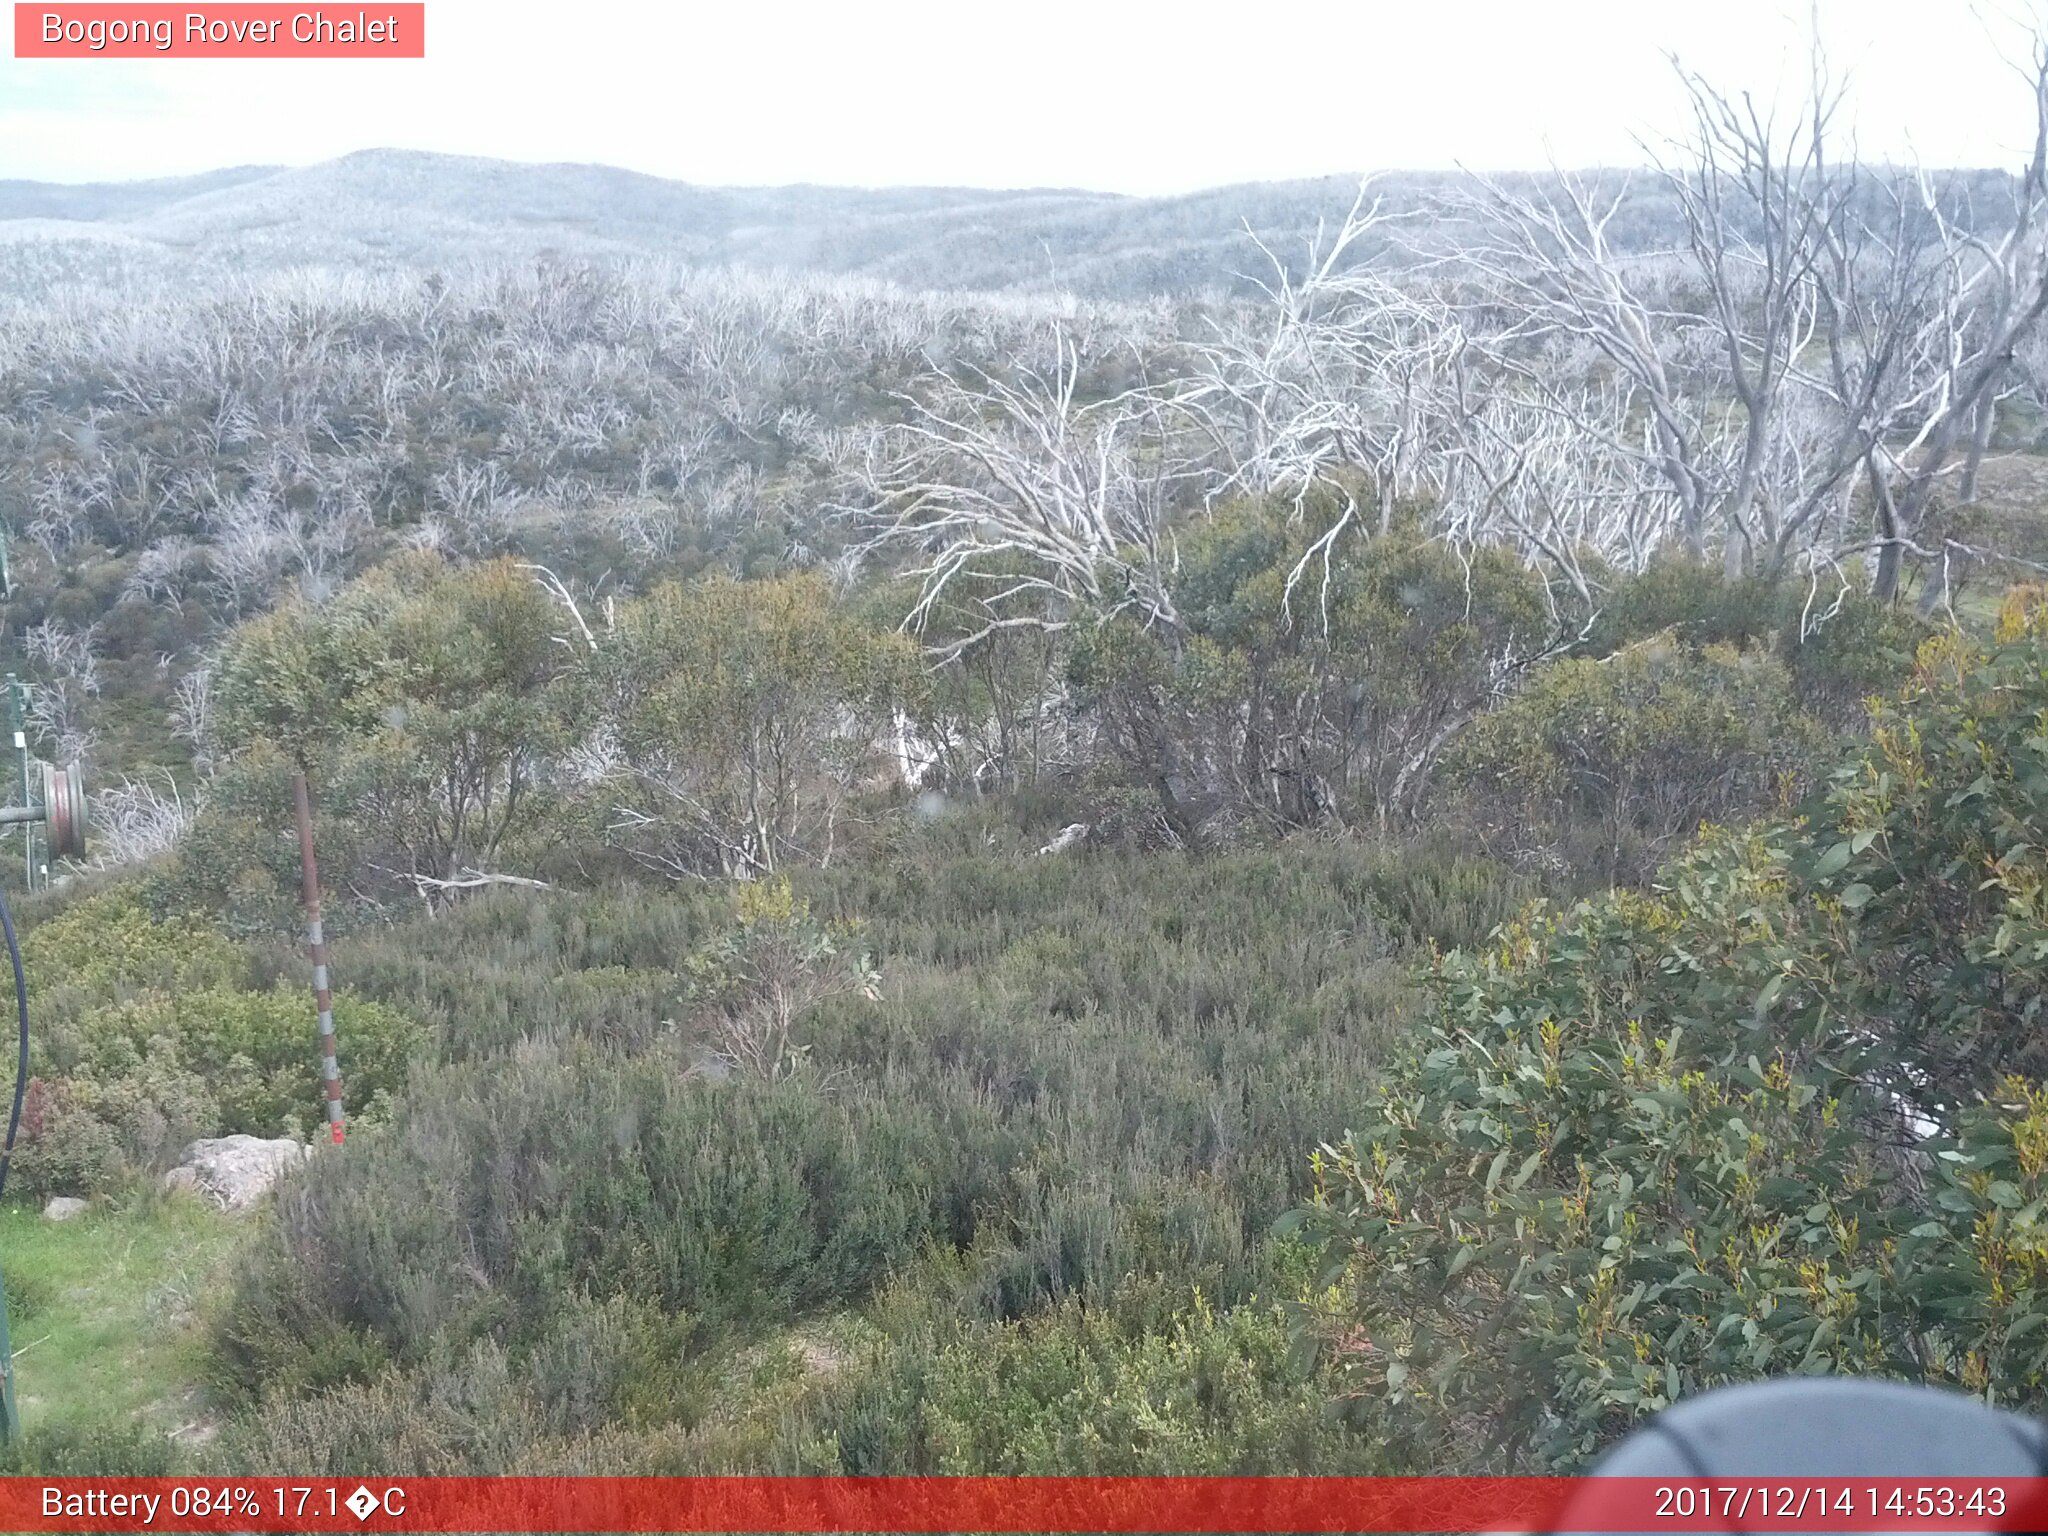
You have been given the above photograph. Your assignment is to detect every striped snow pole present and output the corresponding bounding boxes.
[291,771,345,1145]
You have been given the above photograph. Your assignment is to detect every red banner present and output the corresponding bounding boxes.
[14,4,424,57]
[7,1477,2048,1532]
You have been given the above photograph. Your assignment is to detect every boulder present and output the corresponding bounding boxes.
[40,1196,86,1222]
[162,1135,310,1212]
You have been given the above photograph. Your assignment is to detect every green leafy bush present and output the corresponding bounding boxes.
[1588,557,1786,653]
[1296,620,2048,1470]
[793,1280,1377,1474]
[679,878,879,1081]
[8,887,423,1198]
[1590,559,1924,720]
[214,1044,1011,1397]
[1444,640,1820,882]
[1066,497,1563,836]
[147,746,364,937]
[1776,590,1928,720]
[200,554,574,908]
[25,887,248,1020]
[63,987,418,1139]
[11,1059,216,1203]
[600,571,922,878]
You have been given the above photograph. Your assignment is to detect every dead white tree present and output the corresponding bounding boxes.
[21,619,100,766]
[1177,183,1451,514]
[1436,370,1667,603]
[85,771,193,869]
[169,663,218,775]
[1654,61,1846,575]
[1453,32,2048,596]
[1454,166,1724,564]
[121,535,208,607]
[1167,183,1468,624]
[850,327,1188,658]
[1868,36,2048,605]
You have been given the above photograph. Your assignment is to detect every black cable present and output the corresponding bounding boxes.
[0,882,30,1204]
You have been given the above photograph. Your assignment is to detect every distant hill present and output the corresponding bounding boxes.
[0,150,1455,296]
[0,163,279,222]
[0,149,2016,299]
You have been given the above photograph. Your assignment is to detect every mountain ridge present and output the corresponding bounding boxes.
[0,147,2020,299]
[0,148,1413,295]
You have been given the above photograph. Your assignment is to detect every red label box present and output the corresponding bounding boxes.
[9,1477,2048,1533]
[14,3,424,56]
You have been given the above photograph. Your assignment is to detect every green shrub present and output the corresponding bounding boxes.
[11,1063,215,1201]
[321,884,716,1061]
[26,983,420,1196]
[25,887,248,1024]
[1066,497,1564,834]
[205,821,1549,1476]
[207,1338,658,1476]
[523,1292,704,1436]
[1589,557,1785,653]
[0,1417,185,1475]
[215,836,1468,1437]
[150,987,419,1136]
[600,571,923,879]
[1337,834,1544,952]
[1444,640,1820,883]
[210,554,574,905]
[7,885,423,1197]
[798,1286,1377,1474]
[1300,1001,2048,1470]
[146,747,356,937]
[1777,589,1928,721]
[680,878,879,1081]
[1589,559,1923,719]
[219,1286,706,1473]
[1297,622,2048,1470]
[213,1044,1010,1396]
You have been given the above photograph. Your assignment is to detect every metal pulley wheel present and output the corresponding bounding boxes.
[39,761,85,860]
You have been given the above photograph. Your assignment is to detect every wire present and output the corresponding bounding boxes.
[0,883,28,1204]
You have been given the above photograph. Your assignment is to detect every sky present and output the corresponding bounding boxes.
[0,0,2042,192]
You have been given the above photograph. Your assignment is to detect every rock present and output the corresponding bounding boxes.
[162,1135,310,1213]
[41,1196,86,1222]
[1035,822,1091,856]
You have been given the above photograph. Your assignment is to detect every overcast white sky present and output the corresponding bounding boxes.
[0,0,2042,192]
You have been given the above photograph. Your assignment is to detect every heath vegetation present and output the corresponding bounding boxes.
[2,23,2048,1479]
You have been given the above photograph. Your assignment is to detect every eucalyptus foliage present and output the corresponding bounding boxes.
[1298,611,2048,1468]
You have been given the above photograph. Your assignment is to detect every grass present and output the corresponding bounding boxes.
[0,1193,250,1443]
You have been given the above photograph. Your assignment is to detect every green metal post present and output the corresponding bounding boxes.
[1,526,26,895]
[5,679,26,895]
[0,522,21,1443]
[0,1265,18,1445]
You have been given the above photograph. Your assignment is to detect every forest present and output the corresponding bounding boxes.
[0,29,2047,1481]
